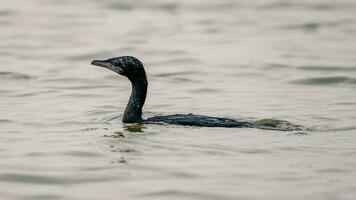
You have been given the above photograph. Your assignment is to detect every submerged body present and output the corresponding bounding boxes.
[145,114,250,127]
[91,56,300,130]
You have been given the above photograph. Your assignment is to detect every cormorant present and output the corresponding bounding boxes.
[91,56,300,130]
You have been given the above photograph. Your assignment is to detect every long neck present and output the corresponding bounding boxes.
[122,76,147,123]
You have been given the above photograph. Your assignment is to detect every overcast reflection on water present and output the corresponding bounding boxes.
[0,0,356,200]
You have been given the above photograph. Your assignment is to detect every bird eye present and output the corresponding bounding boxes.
[112,60,121,65]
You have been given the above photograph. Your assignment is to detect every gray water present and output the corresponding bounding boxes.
[1,0,356,199]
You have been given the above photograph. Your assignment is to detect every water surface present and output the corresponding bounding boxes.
[1,0,356,199]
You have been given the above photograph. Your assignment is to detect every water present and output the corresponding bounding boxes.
[1,0,356,199]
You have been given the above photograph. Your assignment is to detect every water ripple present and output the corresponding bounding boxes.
[154,70,201,77]
[0,72,34,80]
[138,190,239,200]
[0,10,16,16]
[0,173,113,185]
[290,76,356,86]
[0,119,14,124]
[299,65,356,72]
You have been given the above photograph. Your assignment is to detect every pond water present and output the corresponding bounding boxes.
[1,0,356,199]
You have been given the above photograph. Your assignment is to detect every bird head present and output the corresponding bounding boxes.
[91,56,146,81]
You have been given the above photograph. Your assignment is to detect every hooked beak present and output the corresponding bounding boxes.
[91,60,111,68]
[91,59,123,74]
